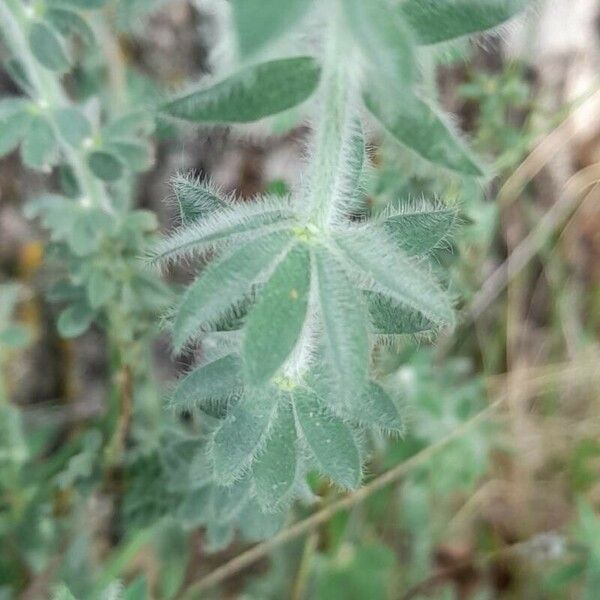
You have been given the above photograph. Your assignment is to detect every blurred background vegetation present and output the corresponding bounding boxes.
[2,1,600,598]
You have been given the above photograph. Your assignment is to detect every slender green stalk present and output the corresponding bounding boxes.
[0,0,113,213]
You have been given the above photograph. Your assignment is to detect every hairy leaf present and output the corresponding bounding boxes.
[231,0,313,57]
[172,174,229,224]
[171,355,243,417]
[294,389,361,489]
[314,248,368,401]
[243,244,312,385]
[381,200,458,255]
[365,291,434,335]
[401,0,528,45]
[172,231,292,351]
[343,0,416,87]
[364,90,482,176]
[253,402,297,511]
[162,57,321,123]
[28,21,71,72]
[335,227,454,327]
[150,197,295,265]
[212,390,278,484]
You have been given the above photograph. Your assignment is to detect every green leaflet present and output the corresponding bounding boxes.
[57,302,94,338]
[108,139,154,172]
[0,101,32,157]
[21,116,57,170]
[172,231,292,351]
[364,90,483,176]
[313,248,369,402]
[162,57,321,123]
[401,0,528,45]
[28,21,71,72]
[294,389,361,489]
[335,227,454,327]
[150,198,295,265]
[54,108,92,147]
[45,8,95,47]
[381,201,458,255]
[87,269,117,309]
[87,150,125,181]
[212,390,278,484]
[231,0,313,58]
[309,373,404,433]
[242,244,312,385]
[343,0,416,88]
[210,478,252,522]
[171,355,243,417]
[172,174,229,224]
[252,402,297,511]
[365,291,434,335]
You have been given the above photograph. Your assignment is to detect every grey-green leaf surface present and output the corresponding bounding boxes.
[401,0,528,45]
[47,0,107,8]
[212,390,278,484]
[231,0,313,57]
[54,108,92,146]
[171,355,243,415]
[314,248,368,401]
[172,174,229,224]
[364,90,482,176]
[28,21,71,72]
[57,303,94,338]
[45,8,95,46]
[172,231,292,351]
[242,244,312,385]
[294,389,361,489]
[162,57,321,123]
[252,402,297,510]
[87,150,124,181]
[335,227,454,327]
[365,291,434,335]
[150,198,295,265]
[0,102,32,157]
[21,116,57,170]
[381,201,458,255]
[343,0,416,87]
[109,139,154,172]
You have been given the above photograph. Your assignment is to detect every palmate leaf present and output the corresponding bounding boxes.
[334,226,454,327]
[162,57,321,123]
[171,354,243,417]
[379,200,458,255]
[231,0,314,58]
[294,388,361,489]
[313,248,369,402]
[401,0,528,45]
[172,174,229,225]
[252,402,298,511]
[212,389,278,484]
[343,0,416,88]
[150,196,296,266]
[172,231,292,352]
[364,89,482,176]
[242,243,312,385]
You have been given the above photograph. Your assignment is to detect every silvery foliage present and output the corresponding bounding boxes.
[152,0,529,544]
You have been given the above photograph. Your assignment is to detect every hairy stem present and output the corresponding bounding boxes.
[0,0,113,213]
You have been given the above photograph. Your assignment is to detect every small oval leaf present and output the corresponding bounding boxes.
[28,21,71,72]
[87,150,124,182]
